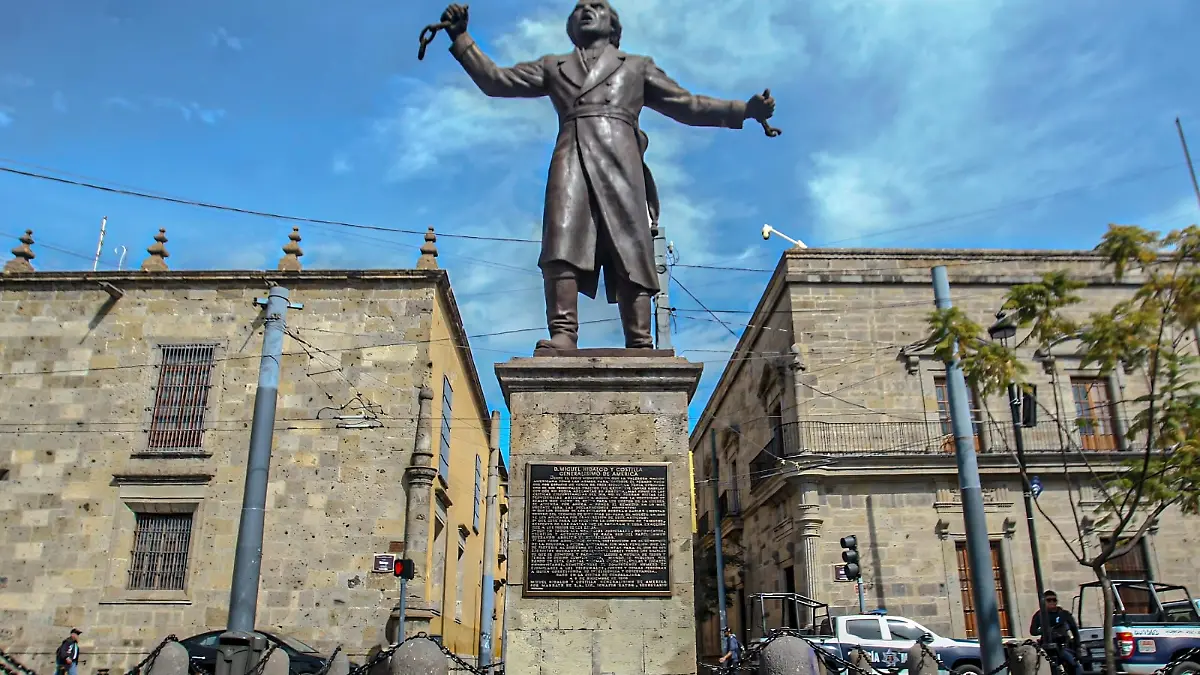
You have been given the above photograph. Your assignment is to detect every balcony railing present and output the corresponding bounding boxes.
[748,417,1111,488]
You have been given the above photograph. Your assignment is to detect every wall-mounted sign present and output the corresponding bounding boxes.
[1030,476,1043,499]
[834,564,850,582]
[373,554,396,573]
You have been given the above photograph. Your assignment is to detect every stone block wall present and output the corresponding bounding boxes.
[0,271,496,671]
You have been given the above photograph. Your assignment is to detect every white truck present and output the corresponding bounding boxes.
[745,593,983,674]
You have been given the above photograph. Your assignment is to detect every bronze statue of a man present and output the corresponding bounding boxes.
[438,1,776,355]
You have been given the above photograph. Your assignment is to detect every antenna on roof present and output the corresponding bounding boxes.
[92,216,108,271]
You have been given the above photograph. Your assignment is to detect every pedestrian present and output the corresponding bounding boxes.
[55,629,82,675]
[718,626,743,671]
[1030,590,1080,675]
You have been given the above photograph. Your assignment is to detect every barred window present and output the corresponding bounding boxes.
[438,376,453,484]
[128,512,193,591]
[473,454,482,532]
[148,344,217,450]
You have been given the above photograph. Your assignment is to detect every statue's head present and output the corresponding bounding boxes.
[567,0,622,49]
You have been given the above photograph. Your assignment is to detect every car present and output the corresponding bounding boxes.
[179,630,349,675]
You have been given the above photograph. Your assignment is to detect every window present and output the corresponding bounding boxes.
[783,566,797,628]
[955,540,1013,638]
[127,512,193,591]
[455,531,467,623]
[1102,537,1152,613]
[768,399,784,456]
[148,344,217,450]
[473,454,482,532]
[439,376,453,484]
[845,619,884,640]
[887,619,926,641]
[432,516,447,614]
[1071,377,1118,451]
[935,377,984,452]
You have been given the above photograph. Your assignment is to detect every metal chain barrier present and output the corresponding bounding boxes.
[1148,647,1200,675]
[347,640,403,675]
[313,646,342,675]
[244,643,278,675]
[124,635,180,675]
[0,648,37,675]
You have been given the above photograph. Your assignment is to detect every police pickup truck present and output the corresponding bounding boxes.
[746,593,983,674]
[1074,580,1200,675]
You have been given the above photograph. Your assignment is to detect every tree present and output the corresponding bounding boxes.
[926,224,1200,674]
[695,541,745,624]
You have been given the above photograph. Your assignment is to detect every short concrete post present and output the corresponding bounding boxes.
[1006,642,1052,675]
[261,648,290,675]
[848,647,878,675]
[389,640,448,675]
[326,650,351,675]
[758,636,821,675]
[146,641,189,675]
[906,642,939,675]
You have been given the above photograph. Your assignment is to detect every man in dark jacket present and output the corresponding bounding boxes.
[55,629,82,675]
[1030,590,1080,675]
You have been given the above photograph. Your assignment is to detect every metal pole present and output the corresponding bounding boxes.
[227,285,299,632]
[478,411,502,667]
[92,216,107,272]
[710,431,728,636]
[1009,383,1052,645]
[1176,118,1200,211]
[857,579,866,613]
[931,267,1006,675]
[397,576,408,645]
[653,225,673,351]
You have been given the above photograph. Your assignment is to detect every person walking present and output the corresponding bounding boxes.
[1030,590,1080,675]
[719,627,743,671]
[55,629,82,675]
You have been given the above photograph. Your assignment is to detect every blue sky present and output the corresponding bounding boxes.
[2,0,1199,452]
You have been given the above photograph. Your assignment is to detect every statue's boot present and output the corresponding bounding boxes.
[534,270,579,355]
[618,283,654,349]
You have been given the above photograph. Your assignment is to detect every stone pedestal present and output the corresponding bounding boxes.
[495,354,703,675]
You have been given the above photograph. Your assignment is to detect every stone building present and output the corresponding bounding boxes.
[690,248,1197,659]
[0,227,509,671]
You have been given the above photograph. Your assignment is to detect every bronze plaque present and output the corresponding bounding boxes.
[525,462,671,597]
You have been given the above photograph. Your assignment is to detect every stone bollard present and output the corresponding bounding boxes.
[146,641,189,675]
[758,636,821,675]
[261,647,290,675]
[326,650,351,675]
[1006,642,1052,675]
[389,640,448,675]
[906,642,939,675]
[848,647,878,675]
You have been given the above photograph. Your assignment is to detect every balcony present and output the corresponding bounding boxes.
[748,417,1104,488]
[719,489,744,536]
[697,512,711,537]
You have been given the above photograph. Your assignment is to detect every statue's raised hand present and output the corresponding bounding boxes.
[745,89,776,123]
[441,4,469,40]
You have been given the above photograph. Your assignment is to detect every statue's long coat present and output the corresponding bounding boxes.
[450,33,747,301]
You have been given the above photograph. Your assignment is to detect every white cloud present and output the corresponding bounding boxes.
[332,155,352,175]
[105,96,139,111]
[52,90,67,113]
[211,27,244,51]
[0,109,12,127]
[150,97,226,125]
[802,0,1145,246]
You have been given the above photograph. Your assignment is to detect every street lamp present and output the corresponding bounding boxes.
[987,310,1053,649]
[761,224,809,249]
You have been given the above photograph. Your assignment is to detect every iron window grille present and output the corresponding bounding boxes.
[127,512,193,591]
[147,344,217,450]
[438,376,453,484]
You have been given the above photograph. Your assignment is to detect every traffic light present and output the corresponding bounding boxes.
[840,535,861,581]
[393,558,415,580]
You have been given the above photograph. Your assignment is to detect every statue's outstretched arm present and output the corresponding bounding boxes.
[450,33,546,99]
[644,58,746,129]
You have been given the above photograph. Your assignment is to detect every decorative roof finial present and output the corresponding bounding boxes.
[416,227,439,270]
[278,227,304,271]
[141,228,170,272]
[3,229,36,274]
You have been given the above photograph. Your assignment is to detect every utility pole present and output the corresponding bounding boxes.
[478,411,502,668]
[1175,118,1200,354]
[709,431,728,636]
[1007,382,1053,646]
[653,225,673,351]
[217,285,302,675]
[930,267,1006,675]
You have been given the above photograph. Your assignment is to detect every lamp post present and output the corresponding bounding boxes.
[987,311,1053,648]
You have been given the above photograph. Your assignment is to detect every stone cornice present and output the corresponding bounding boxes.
[495,356,704,404]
